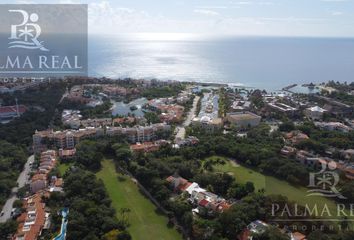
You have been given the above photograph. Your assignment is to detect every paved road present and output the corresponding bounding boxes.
[175,95,200,141]
[0,155,33,223]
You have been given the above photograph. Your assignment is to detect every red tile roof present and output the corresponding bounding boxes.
[198,199,210,207]
[166,176,175,183]
[166,175,193,192]
[14,193,46,240]
[293,232,306,240]
[0,105,26,114]
[54,178,63,187]
[238,229,250,240]
[130,142,161,153]
[31,173,47,182]
[217,202,231,212]
[179,181,192,192]
[59,148,76,157]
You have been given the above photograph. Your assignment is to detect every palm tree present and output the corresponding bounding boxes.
[119,207,131,226]
[215,157,226,165]
[202,160,214,172]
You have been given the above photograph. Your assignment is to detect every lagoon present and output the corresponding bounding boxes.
[111,97,148,117]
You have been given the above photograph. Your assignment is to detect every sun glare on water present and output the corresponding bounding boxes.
[133,32,201,41]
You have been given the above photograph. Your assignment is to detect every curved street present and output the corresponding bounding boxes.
[0,155,33,223]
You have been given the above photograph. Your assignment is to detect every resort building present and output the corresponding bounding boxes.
[80,118,113,128]
[175,136,199,148]
[166,175,231,216]
[159,105,184,123]
[38,150,57,174]
[49,176,64,193]
[29,150,57,193]
[192,116,223,132]
[130,140,169,153]
[313,95,353,117]
[284,131,309,145]
[238,220,306,240]
[13,192,49,240]
[314,122,352,133]
[14,149,62,240]
[248,220,269,237]
[166,175,192,193]
[30,174,47,193]
[280,146,297,157]
[0,105,26,122]
[106,123,171,143]
[58,148,76,159]
[61,110,82,129]
[146,98,185,123]
[33,127,104,153]
[266,102,299,116]
[304,106,326,120]
[225,112,261,128]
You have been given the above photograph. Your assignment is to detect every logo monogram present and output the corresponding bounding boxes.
[307,161,346,199]
[8,9,49,51]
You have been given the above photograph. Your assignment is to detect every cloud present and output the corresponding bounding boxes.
[48,0,349,37]
[261,17,327,23]
[321,0,347,2]
[230,1,274,7]
[88,1,153,33]
[16,0,37,3]
[259,1,274,5]
[59,0,81,3]
[197,6,228,9]
[235,1,253,5]
[331,11,343,15]
[194,9,220,16]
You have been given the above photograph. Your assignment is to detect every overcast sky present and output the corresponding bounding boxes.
[0,0,353,37]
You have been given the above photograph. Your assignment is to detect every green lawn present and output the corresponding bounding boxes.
[97,159,183,240]
[208,156,352,221]
[58,162,71,175]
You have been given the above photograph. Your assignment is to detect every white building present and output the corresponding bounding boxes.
[305,106,326,120]
[192,116,223,132]
[226,112,261,128]
[61,110,82,129]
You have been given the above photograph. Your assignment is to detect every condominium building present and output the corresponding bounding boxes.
[80,118,112,128]
[34,123,171,152]
[32,127,104,153]
[106,126,124,137]
[38,154,56,174]
[266,102,299,116]
[106,123,171,143]
[30,174,47,193]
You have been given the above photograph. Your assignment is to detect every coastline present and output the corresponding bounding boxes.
[0,74,325,94]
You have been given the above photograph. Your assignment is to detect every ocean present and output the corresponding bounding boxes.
[89,35,354,91]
